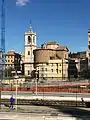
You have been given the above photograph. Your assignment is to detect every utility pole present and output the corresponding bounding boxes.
[35,70,38,95]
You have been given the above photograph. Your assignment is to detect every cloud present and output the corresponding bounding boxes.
[16,0,29,6]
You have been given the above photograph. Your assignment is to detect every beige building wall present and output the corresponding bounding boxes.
[34,48,69,63]
[5,55,14,68]
[2,78,25,84]
[36,59,68,80]
[34,42,69,80]
[34,49,56,63]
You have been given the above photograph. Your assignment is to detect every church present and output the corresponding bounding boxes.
[24,24,37,76]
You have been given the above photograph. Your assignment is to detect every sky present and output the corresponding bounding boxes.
[0,0,90,53]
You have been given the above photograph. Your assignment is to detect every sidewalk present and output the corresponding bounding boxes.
[0,105,75,120]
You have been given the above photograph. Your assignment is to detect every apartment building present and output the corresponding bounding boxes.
[5,50,21,71]
[69,51,88,78]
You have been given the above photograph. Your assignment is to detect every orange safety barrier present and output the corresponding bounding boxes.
[1,86,90,93]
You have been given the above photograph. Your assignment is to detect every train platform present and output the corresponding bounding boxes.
[0,112,77,120]
[0,105,90,120]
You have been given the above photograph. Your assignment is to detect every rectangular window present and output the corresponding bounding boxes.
[50,57,52,59]
[56,69,58,73]
[46,63,48,65]
[42,68,44,71]
[56,63,58,67]
[8,60,10,62]
[28,70,30,75]
[45,68,47,71]
[51,69,53,72]
[59,70,61,73]
[28,51,30,55]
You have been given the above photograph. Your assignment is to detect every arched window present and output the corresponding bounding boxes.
[28,51,30,55]
[28,36,31,44]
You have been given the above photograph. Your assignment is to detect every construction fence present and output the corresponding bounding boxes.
[0,62,89,92]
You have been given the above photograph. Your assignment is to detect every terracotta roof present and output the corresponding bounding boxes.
[56,45,69,51]
[46,41,57,45]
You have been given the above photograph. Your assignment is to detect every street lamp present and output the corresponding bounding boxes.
[75,59,79,107]
[42,77,45,101]
[11,70,21,111]
[34,66,39,96]
[35,70,38,95]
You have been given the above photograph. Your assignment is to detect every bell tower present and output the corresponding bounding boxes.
[24,24,36,76]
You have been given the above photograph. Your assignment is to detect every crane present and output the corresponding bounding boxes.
[1,0,5,67]
[0,0,5,79]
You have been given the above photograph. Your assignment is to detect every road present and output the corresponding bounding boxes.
[1,91,90,98]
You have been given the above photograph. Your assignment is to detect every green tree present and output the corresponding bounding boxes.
[80,69,90,79]
[4,67,15,78]
[31,70,39,81]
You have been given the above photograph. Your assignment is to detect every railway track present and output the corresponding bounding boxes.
[1,98,89,107]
